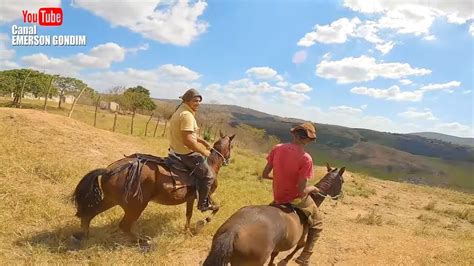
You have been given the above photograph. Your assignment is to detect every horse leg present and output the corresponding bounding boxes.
[268,251,279,266]
[119,202,149,246]
[184,198,194,233]
[72,198,116,242]
[277,245,304,265]
[194,196,219,234]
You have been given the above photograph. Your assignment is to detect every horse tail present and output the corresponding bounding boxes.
[203,230,236,266]
[73,168,109,218]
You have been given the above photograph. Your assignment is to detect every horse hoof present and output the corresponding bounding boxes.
[191,220,205,235]
[137,238,154,252]
[69,235,83,250]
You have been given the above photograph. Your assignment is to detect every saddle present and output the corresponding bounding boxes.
[124,153,196,188]
[269,202,309,226]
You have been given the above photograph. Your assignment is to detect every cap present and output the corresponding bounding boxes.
[179,88,202,102]
[290,122,317,139]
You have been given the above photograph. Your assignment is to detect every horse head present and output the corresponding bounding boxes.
[312,163,345,200]
[209,130,235,166]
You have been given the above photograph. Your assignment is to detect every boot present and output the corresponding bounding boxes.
[295,228,320,265]
[197,179,218,212]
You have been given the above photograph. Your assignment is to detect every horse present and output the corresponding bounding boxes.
[203,163,345,266]
[71,133,235,247]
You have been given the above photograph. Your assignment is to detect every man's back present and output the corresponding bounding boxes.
[267,143,313,204]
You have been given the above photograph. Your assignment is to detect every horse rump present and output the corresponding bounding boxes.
[203,230,236,266]
[73,168,109,218]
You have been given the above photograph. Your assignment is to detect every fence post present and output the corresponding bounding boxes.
[153,118,160,137]
[113,111,118,132]
[42,75,54,112]
[94,96,101,127]
[145,112,154,136]
[162,120,168,137]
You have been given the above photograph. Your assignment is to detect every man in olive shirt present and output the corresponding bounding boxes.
[168,88,218,212]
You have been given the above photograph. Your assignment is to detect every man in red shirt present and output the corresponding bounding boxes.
[262,122,322,265]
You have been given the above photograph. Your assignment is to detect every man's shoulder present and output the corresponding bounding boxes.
[179,110,194,118]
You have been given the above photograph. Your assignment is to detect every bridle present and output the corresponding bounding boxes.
[315,172,344,200]
[210,147,230,166]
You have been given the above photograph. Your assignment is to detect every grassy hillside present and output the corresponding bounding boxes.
[0,107,473,265]
[412,132,474,148]
[220,105,474,192]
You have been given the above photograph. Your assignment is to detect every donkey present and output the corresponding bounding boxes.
[72,133,235,247]
[203,163,345,265]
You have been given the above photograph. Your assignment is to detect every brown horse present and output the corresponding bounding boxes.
[72,133,235,247]
[203,163,345,266]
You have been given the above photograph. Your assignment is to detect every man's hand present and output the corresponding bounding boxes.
[304,186,319,195]
[203,149,211,157]
[261,163,273,180]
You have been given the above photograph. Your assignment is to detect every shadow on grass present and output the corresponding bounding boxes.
[15,210,185,253]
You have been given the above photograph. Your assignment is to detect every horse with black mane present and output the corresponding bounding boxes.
[203,163,345,266]
[72,133,235,247]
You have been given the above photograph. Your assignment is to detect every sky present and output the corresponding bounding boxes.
[0,0,473,137]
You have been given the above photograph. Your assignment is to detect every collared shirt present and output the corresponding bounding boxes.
[168,103,199,154]
[266,143,313,204]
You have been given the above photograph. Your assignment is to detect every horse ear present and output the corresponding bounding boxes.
[229,134,236,142]
[219,129,224,138]
[338,167,346,176]
[326,162,331,172]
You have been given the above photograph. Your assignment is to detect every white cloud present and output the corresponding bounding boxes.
[291,83,313,93]
[205,83,221,91]
[343,0,474,37]
[352,81,463,102]
[351,85,423,102]
[72,42,125,68]
[398,108,437,120]
[434,122,472,135]
[462,90,471,94]
[280,90,310,105]
[81,64,201,98]
[22,53,79,76]
[73,0,208,46]
[0,0,61,24]
[245,67,278,80]
[225,78,281,94]
[0,34,18,70]
[20,42,143,76]
[360,104,368,109]
[316,55,431,84]
[126,43,149,53]
[298,17,396,54]
[276,81,289,88]
[419,81,461,92]
[470,23,474,36]
[423,35,436,41]
[399,79,412,85]
[329,105,363,114]
[292,50,308,64]
[375,41,394,54]
[298,17,361,46]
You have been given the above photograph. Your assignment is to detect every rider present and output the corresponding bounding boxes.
[168,88,218,212]
[261,122,322,265]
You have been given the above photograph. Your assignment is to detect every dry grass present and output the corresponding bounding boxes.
[0,107,473,265]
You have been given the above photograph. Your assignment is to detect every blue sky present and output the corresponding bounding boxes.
[1,0,473,137]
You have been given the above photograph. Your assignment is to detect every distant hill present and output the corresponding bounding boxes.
[411,132,474,148]
[155,100,474,192]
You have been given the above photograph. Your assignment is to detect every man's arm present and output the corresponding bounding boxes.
[196,136,212,150]
[297,178,319,198]
[182,131,211,157]
[261,162,273,180]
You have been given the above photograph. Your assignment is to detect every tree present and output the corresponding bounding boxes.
[53,76,84,109]
[122,86,156,135]
[0,69,52,106]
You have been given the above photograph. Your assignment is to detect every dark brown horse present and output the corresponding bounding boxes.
[72,133,235,246]
[203,163,345,266]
